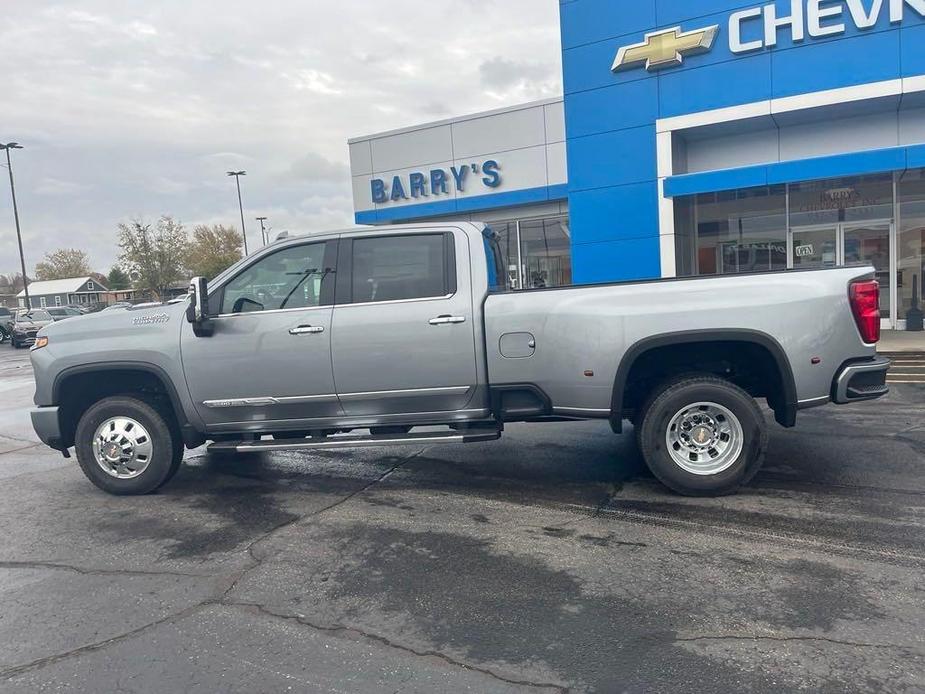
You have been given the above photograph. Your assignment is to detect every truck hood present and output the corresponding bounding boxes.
[38,300,189,341]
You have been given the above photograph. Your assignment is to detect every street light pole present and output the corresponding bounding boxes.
[227,171,249,256]
[1,143,29,309]
[256,216,268,246]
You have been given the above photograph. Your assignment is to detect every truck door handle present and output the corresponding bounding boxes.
[289,325,325,335]
[429,315,466,326]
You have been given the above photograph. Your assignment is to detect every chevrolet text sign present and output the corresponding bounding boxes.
[730,0,925,53]
[613,0,925,72]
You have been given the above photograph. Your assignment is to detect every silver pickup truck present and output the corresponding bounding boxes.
[29,222,889,497]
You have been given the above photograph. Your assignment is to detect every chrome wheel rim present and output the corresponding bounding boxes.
[92,417,153,479]
[665,402,743,476]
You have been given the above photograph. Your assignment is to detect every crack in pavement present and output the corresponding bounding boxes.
[591,483,622,516]
[754,472,925,499]
[575,504,925,567]
[222,447,427,599]
[0,447,438,685]
[205,446,571,692]
[0,465,77,484]
[675,634,924,653]
[0,561,206,579]
[0,602,214,682]
[0,442,42,456]
[223,600,568,693]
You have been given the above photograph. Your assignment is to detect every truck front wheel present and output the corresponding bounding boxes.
[74,396,183,495]
[637,376,768,496]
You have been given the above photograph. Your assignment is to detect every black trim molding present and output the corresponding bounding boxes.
[53,361,192,431]
[609,329,799,433]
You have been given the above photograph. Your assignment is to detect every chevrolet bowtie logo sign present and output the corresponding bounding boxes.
[612,25,719,72]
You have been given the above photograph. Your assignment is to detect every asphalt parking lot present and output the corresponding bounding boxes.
[1,348,925,693]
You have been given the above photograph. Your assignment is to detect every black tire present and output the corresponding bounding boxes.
[74,396,183,495]
[11,338,20,349]
[0,328,7,344]
[637,375,768,497]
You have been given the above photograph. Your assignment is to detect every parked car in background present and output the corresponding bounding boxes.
[11,309,54,349]
[47,307,84,322]
[64,305,92,314]
[0,307,12,343]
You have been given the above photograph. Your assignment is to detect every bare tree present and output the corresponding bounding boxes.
[186,224,243,280]
[117,216,189,300]
[34,248,92,281]
[0,273,29,293]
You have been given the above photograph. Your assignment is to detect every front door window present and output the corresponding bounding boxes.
[221,242,331,314]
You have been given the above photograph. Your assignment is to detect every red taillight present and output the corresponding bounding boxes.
[849,279,881,344]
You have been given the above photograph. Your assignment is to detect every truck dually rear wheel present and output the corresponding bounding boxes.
[637,376,768,496]
[74,396,183,495]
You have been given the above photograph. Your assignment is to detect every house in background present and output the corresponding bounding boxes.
[101,288,139,304]
[17,277,109,309]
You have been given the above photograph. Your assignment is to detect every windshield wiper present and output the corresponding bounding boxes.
[280,267,333,309]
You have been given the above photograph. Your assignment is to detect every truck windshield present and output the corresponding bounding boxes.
[482,227,510,293]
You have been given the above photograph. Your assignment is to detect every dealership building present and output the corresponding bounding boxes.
[349,0,925,330]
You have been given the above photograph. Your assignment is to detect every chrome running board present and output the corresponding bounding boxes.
[208,429,501,453]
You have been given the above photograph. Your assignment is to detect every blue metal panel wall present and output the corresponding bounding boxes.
[560,0,925,283]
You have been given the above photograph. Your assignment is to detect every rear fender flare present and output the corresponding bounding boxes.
[609,329,797,433]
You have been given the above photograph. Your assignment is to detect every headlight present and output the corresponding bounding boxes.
[32,336,48,350]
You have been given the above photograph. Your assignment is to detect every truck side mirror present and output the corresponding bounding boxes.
[186,277,209,323]
[186,277,214,336]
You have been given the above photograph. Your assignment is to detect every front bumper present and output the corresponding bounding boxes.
[13,331,38,345]
[833,357,890,404]
[30,406,63,449]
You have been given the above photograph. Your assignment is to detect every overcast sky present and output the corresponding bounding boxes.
[0,1,563,277]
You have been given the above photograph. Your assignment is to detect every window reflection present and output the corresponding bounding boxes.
[491,216,572,290]
[789,174,894,227]
[899,168,925,322]
[675,185,787,276]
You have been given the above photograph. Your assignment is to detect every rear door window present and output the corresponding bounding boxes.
[348,234,454,304]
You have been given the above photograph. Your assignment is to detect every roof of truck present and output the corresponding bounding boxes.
[269,221,486,245]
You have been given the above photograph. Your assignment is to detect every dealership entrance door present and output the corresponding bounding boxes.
[790,221,894,329]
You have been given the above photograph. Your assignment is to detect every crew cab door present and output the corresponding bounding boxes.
[180,239,341,431]
[331,229,478,416]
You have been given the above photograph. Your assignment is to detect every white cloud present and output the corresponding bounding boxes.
[34,178,91,196]
[282,68,343,96]
[0,0,562,275]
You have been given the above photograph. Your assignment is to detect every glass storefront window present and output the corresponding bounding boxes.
[899,168,925,322]
[789,173,894,227]
[519,218,572,289]
[675,172,899,325]
[490,216,572,290]
[675,185,787,276]
[492,221,521,290]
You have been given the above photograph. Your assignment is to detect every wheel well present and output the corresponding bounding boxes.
[56,369,184,449]
[618,340,795,428]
